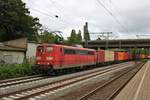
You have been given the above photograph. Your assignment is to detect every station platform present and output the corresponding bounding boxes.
[114,61,150,100]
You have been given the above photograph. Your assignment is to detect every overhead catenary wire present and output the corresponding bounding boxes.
[29,8,55,18]
[29,7,73,27]
[47,0,63,15]
[110,1,128,29]
[46,0,78,26]
[29,6,84,39]
[96,0,129,33]
[29,8,74,33]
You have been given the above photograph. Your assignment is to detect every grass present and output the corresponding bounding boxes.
[0,61,33,80]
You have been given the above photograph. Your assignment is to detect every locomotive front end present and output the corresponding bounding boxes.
[33,44,54,74]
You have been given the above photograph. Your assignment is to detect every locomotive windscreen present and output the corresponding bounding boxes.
[46,47,53,52]
[37,46,44,52]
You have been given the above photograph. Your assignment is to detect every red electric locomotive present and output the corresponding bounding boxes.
[33,44,97,74]
[33,44,134,75]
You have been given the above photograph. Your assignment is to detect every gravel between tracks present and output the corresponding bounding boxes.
[23,62,136,100]
[53,62,144,100]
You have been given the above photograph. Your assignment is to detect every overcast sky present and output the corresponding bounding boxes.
[23,0,150,39]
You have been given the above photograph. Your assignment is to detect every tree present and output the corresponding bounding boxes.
[38,30,64,44]
[38,31,54,43]
[76,30,82,43]
[66,29,83,45]
[38,30,61,43]
[0,0,41,41]
[67,29,77,45]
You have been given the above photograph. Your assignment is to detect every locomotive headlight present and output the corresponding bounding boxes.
[37,62,40,64]
[46,57,53,60]
[36,56,41,60]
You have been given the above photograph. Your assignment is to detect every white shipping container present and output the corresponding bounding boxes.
[104,50,114,62]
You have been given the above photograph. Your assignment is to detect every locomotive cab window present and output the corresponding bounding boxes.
[64,48,75,54]
[37,46,44,52]
[88,51,94,55]
[46,47,53,52]
[76,50,88,55]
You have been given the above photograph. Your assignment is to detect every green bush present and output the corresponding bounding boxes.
[0,62,32,80]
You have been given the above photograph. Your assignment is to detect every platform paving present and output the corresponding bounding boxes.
[115,61,150,100]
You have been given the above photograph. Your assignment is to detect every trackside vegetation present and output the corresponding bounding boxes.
[0,61,32,80]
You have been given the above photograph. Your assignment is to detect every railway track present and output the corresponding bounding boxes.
[0,75,42,84]
[0,75,46,88]
[78,62,145,100]
[0,62,129,90]
[51,62,145,100]
[0,62,136,100]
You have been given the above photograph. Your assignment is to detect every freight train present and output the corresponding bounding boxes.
[32,44,143,75]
